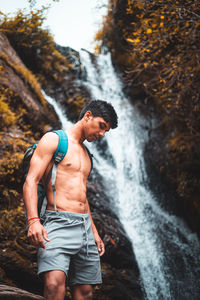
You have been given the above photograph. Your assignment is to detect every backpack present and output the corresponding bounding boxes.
[23,129,93,222]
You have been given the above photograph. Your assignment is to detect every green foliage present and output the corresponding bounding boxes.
[28,0,60,9]
[0,132,31,208]
[0,9,72,85]
[0,86,35,207]
[67,94,89,120]
[0,88,17,129]
[0,206,25,242]
[0,52,47,108]
[0,86,34,132]
[98,0,200,207]
[169,134,200,199]
[98,0,200,126]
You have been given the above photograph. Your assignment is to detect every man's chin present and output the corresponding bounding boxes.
[86,137,93,142]
[87,136,97,142]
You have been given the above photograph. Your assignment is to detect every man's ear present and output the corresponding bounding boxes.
[84,110,93,121]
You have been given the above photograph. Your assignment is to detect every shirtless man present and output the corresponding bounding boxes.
[23,100,118,300]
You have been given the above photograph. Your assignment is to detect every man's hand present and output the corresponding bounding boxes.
[27,221,50,249]
[94,233,105,256]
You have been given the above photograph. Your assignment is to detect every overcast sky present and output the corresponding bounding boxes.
[0,0,107,52]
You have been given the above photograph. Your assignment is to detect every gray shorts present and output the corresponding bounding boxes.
[37,210,102,286]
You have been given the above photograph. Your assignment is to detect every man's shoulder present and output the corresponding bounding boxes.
[37,132,59,154]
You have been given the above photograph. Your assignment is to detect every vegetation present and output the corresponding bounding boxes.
[0,87,18,130]
[0,9,72,85]
[0,52,47,108]
[0,85,35,207]
[95,0,200,218]
[0,206,26,243]
[67,94,89,119]
[0,8,90,118]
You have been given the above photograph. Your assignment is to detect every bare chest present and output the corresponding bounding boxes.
[59,142,91,176]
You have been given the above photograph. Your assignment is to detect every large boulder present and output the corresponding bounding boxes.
[0,284,44,300]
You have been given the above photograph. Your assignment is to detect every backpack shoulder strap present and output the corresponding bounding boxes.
[45,130,68,187]
[84,145,93,175]
[52,129,68,163]
[49,130,69,212]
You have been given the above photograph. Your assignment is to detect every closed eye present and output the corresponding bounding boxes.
[100,122,106,130]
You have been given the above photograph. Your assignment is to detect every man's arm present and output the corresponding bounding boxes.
[86,199,105,256]
[23,132,59,249]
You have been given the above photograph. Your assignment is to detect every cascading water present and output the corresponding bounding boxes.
[78,50,200,300]
[43,92,72,130]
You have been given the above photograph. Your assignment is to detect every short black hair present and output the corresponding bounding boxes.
[79,100,118,129]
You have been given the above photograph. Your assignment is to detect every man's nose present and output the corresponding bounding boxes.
[99,131,105,138]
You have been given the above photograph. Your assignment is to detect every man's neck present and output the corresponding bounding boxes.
[67,121,85,144]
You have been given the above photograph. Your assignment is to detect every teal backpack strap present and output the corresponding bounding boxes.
[44,130,68,185]
[53,129,68,163]
[50,130,68,212]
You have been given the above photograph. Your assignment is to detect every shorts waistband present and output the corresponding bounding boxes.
[45,210,89,219]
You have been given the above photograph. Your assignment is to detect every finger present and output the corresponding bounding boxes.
[99,247,105,256]
[98,241,105,256]
[96,240,100,249]
[35,232,47,249]
[100,241,105,255]
[28,235,39,248]
[27,228,45,248]
[42,228,50,242]
[28,231,44,249]
[96,241,102,253]
[28,232,37,245]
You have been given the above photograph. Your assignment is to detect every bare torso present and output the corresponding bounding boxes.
[44,134,91,213]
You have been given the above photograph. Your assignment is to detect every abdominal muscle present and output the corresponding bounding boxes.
[45,164,89,214]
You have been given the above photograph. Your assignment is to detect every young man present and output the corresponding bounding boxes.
[23,100,118,300]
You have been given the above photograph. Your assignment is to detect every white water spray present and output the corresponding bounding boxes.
[43,91,72,130]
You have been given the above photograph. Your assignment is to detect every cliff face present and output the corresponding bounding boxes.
[0,33,59,131]
[0,32,143,299]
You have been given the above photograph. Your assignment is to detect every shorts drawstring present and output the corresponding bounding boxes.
[83,217,89,257]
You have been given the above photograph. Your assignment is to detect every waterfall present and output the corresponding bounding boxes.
[78,50,200,300]
[43,92,72,130]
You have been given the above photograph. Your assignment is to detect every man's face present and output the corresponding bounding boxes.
[85,114,111,142]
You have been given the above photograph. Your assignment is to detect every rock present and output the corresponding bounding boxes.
[0,33,59,133]
[0,284,44,300]
[43,44,91,122]
[55,44,82,77]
